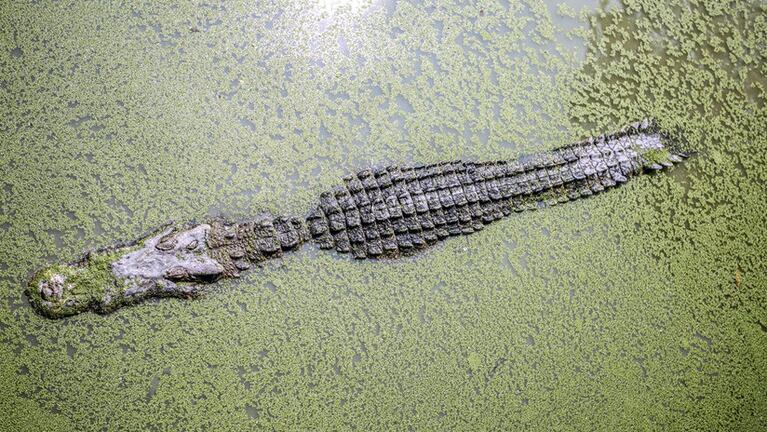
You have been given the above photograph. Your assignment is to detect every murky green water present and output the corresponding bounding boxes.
[1,0,765,430]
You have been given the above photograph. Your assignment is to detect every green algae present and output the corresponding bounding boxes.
[1,0,766,431]
[641,148,671,164]
[26,253,116,319]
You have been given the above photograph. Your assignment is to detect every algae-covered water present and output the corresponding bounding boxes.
[1,0,766,430]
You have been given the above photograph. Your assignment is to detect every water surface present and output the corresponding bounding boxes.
[1,0,765,430]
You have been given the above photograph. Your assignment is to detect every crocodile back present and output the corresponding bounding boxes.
[306,120,683,259]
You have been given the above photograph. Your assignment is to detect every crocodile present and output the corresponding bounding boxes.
[27,119,689,318]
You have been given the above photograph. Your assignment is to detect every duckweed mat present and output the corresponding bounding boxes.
[1,0,766,430]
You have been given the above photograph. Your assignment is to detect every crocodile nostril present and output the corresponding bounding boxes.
[39,274,66,300]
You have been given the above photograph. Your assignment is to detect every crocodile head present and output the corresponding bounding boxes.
[28,223,226,318]
[112,224,224,295]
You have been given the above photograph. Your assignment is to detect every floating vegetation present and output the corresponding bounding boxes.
[0,0,765,430]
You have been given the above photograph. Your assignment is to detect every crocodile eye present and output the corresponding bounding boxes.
[186,240,199,250]
[164,266,189,281]
[155,238,177,251]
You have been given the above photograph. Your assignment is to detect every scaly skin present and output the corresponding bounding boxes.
[306,118,686,257]
[27,119,688,318]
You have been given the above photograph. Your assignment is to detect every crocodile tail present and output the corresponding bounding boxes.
[626,118,692,172]
[306,120,690,259]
